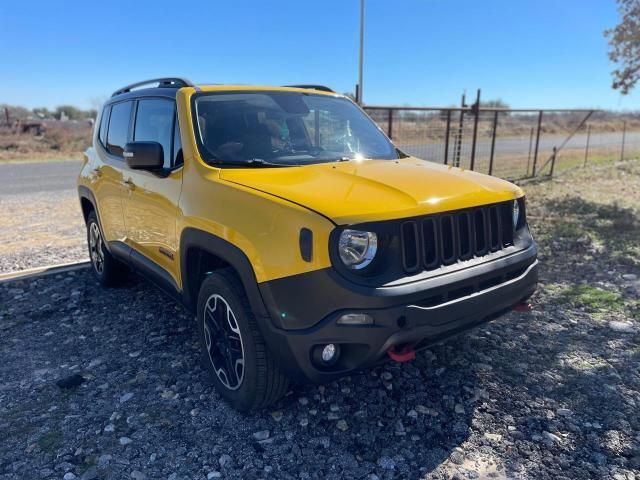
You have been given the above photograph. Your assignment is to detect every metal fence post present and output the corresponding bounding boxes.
[526,126,534,176]
[549,147,557,177]
[387,108,394,140]
[584,124,591,167]
[455,94,466,167]
[470,89,481,171]
[443,109,451,165]
[531,111,543,177]
[488,110,499,176]
[621,120,626,161]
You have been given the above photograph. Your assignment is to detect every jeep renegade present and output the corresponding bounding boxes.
[77,78,538,411]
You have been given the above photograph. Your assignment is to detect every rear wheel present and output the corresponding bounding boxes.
[86,211,127,286]
[197,269,289,411]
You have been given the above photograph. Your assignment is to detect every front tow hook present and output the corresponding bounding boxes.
[513,302,532,312]
[387,343,416,363]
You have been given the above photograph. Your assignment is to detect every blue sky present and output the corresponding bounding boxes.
[0,0,635,110]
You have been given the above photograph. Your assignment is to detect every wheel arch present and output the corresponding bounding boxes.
[180,227,269,320]
[77,186,97,223]
[78,185,114,256]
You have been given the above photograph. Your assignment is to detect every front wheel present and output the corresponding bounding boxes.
[197,269,289,411]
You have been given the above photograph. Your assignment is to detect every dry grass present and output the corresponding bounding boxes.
[0,125,92,161]
[524,159,640,214]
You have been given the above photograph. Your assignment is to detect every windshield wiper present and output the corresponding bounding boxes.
[246,158,290,167]
[207,158,290,168]
[290,146,325,157]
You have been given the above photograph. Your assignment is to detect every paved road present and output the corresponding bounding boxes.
[400,131,640,160]
[0,160,82,196]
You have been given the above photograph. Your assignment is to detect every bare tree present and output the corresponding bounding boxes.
[481,99,510,109]
[606,0,640,94]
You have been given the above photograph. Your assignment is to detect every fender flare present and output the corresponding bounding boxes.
[180,227,313,382]
[179,227,269,320]
[77,185,98,222]
[77,185,114,254]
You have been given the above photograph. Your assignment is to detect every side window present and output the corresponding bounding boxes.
[134,99,175,168]
[98,106,110,147]
[173,114,183,167]
[106,101,133,157]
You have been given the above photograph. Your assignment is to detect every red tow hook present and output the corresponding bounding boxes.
[387,344,416,363]
[513,302,532,312]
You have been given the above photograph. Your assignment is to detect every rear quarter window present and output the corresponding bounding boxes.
[98,106,110,147]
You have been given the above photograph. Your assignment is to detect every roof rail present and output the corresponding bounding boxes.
[283,84,335,93]
[111,77,193,97]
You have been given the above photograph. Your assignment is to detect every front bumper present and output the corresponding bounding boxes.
[257,243,538,383]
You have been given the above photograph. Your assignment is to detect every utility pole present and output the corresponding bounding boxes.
[357,0,365,105]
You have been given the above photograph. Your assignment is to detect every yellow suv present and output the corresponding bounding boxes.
[78,78,537,411]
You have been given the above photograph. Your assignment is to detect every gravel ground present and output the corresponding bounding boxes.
[1,161,639,479]
[0,190,86,274]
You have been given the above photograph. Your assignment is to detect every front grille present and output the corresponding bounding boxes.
[400,201,515,273]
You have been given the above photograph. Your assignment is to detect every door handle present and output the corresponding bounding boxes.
[121,179,136,190]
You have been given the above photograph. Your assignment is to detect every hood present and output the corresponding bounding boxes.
[220,157,523,225]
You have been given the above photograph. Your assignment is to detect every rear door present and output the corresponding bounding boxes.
[93,100,133,241]
[122,97,184,285]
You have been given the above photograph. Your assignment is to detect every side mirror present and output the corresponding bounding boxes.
[124,142,164,171]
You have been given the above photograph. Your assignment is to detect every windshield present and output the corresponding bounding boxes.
[192,91,398,166]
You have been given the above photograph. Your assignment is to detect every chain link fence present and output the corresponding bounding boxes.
[365,106,640,180]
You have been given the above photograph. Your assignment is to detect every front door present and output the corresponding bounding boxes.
[122,98,183,285]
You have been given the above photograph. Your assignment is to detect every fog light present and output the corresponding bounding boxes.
[312,343,341,368]
[337,313,374,325]
[322,344,337,362]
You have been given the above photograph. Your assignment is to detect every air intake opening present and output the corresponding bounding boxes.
[401,222,420,272]
[489,206,501,251]
[448,285,475,301]
[479,275,503,290]
[500,202,514,247]
[457,213,472,260]
[422,218,439,269]
[440,215,456,264]
[474,209,487,255]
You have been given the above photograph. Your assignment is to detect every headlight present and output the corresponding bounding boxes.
[513,200,520,229]
[338,229,377,269]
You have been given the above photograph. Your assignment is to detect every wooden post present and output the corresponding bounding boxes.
[621,120,626,161]
[549,147,557,177]
[531,111,543,176]
[488,110,499,176]
[584,124,591,167]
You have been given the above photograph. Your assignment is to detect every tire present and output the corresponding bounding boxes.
[86,211,127,287]
[197,269,289,412]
